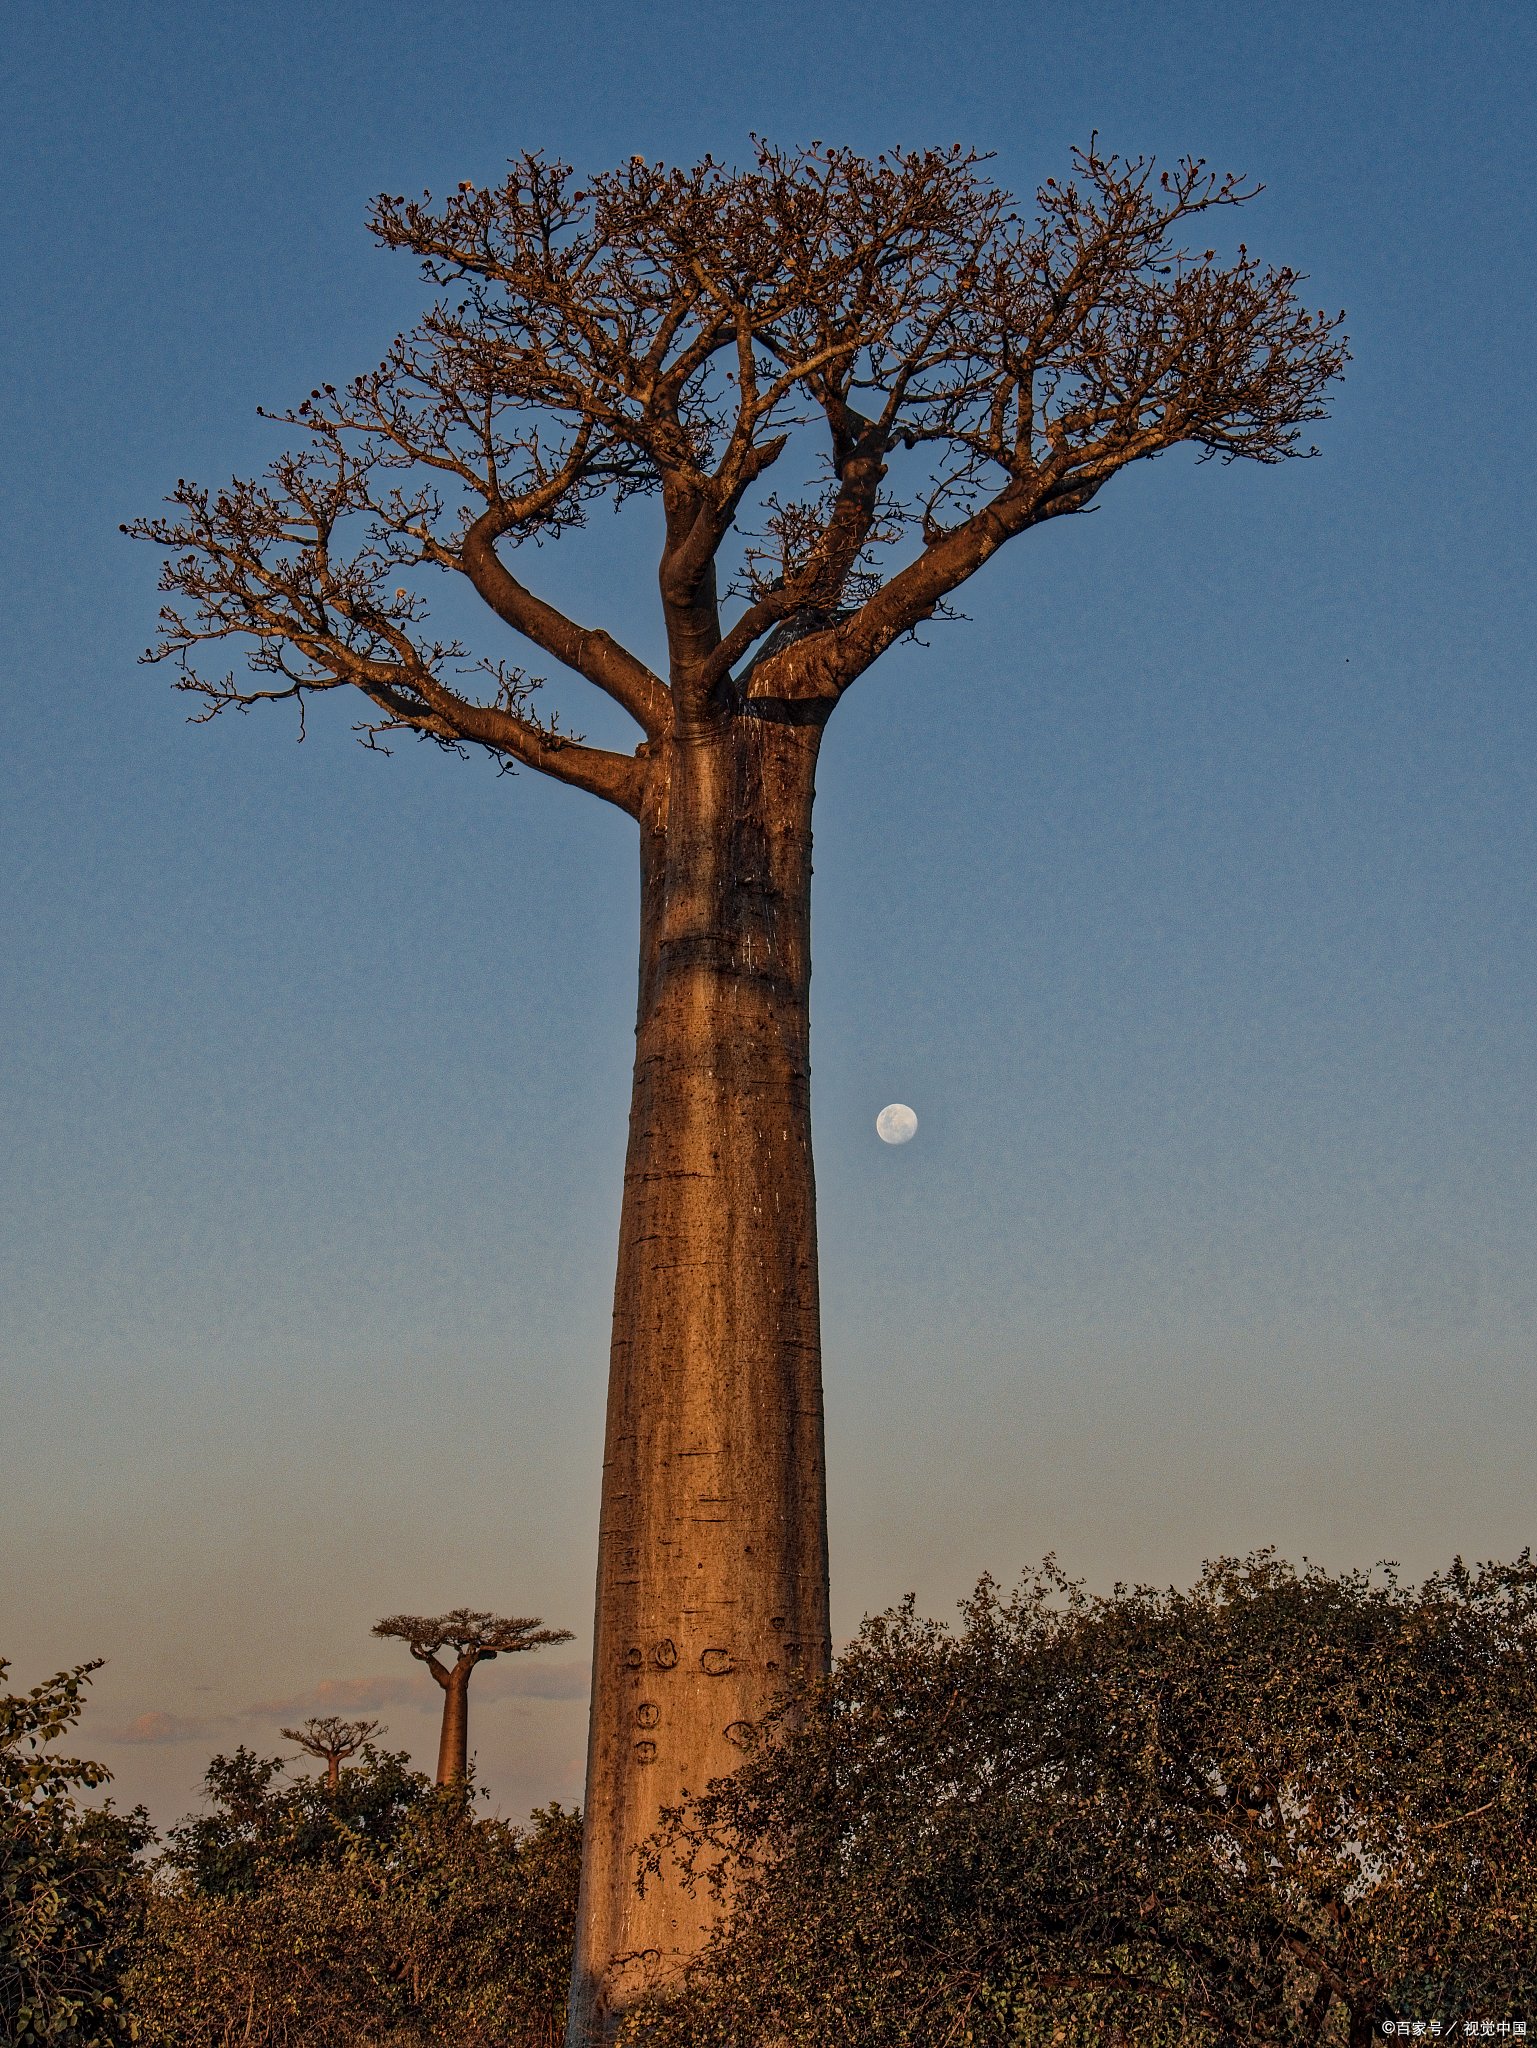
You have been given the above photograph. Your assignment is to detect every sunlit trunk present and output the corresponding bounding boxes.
[568,706,833,2041]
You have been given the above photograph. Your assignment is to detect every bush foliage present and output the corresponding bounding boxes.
[2,1659,579,2048]
[1,1659,152,2048]
[128,1752,580,2047]
[627,1551,1537,2047]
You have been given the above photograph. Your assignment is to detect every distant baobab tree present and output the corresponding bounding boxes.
[372,1609,572,1785]
[129,136,1347,2040]
[279,1714,382,1793]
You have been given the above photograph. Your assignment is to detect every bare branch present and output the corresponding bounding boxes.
[123,470,649,815]
[130,136,1344,759]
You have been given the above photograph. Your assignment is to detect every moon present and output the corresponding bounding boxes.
[876,1103,918,1145]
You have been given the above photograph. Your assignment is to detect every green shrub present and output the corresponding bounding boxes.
[129,1753,579,2047]
[2,1660,152,2048]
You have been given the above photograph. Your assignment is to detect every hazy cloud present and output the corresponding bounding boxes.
[476,1659,590,1702]
[242,1673,436,1719]
[96,1659,592,1751]
[241,1660,591,1721]
[104,1710,231,1746]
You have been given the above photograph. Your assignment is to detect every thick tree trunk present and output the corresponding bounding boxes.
[568,707,833,2042]
[435,1662,472,1784]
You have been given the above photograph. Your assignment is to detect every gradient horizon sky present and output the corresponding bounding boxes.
[3,0,1533,1829]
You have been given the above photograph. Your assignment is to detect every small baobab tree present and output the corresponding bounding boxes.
[129,135,1347,2039]
[372,1609,572,1786]
[279,1714,383,1793]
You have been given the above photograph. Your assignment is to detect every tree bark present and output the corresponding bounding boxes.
[568,704,833,2042]
[435,1660,472,1785]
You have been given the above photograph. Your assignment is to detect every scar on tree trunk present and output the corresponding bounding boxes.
[371,1609,574,1784]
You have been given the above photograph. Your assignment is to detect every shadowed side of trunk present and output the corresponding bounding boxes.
[569,705,833,2040]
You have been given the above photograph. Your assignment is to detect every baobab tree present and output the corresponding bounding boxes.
[278,1714,382,1794]
[128,137,1347,2040]
[372,1609,572,1786]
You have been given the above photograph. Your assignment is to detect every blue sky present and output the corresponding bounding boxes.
[2,0,1533,1825]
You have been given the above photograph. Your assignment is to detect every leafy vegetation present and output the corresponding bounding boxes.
[156,1742,431,1898]
[2,1659,151,2048]
[129,1752,580,2046]
[627,1552,1537,2047]
[2,1660,579,2048]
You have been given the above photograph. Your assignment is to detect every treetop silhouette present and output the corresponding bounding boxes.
[279,1715,384,1794]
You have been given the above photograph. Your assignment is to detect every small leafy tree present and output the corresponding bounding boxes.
[160,1741,429,1897]
[629,1552,1537,2048]
[1,1658,152,2048]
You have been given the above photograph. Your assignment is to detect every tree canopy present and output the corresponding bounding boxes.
[159,1742,430,1899]
[372,1613,573,1669]
[280,1715,386,1794]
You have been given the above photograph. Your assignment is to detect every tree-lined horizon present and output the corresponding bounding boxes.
[129,133,1347,2040]
[7,1547,1534,2046]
